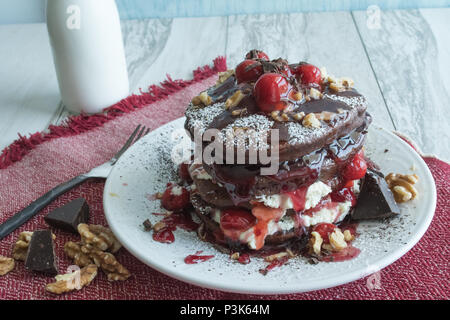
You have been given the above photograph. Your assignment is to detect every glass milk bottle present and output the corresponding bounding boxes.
[46,0,129,114]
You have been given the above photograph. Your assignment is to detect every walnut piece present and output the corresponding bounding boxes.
[78,224,121,253]
[302,113,321,128]
[191,91,212,107]
[292,92,303,101]
[64,241,94,267]
[65,241,130,281]
[308,88,322,100]
[46,264,98,294]
[385,173,419,203]
[12,231,56,261]
[329,77,355,92]
[225,90,245,109]
[343,230,355,242]
[216,69,234,85]
[264,252,288,262]
[230,252,240,260]
[310,231,323,255]
[0,256,15,276]
[90,250,130,281]
[293,111,305,121]
[12,231,33,261]
[329,229,347,251]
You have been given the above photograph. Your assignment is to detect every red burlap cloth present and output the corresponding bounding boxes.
[0,60,449,300]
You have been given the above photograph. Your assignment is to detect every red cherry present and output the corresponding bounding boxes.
[341,151,367,181]
[238,253,251,264]
[178,162,192,182]
[161,185,190,211]
[330,187,356,206]
[312,223,336,244]
[254,73,290,112]
[235,59,263,83]
[220,208,256,231]
[245,50,269,61]
[294,63,322,86]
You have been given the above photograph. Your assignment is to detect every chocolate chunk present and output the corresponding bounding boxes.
[44,198,89,233]
[25,230,58,275]
[143,219,152,231]
[352,169,400,220]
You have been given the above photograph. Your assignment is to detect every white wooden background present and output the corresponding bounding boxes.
[0,8,449,161]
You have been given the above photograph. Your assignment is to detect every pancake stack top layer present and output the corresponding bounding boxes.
[185,51,371,207]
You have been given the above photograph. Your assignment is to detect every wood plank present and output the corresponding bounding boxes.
[0,23,61,150]
[352,8,450,160]
[125,16,228,93]
[225,12,395,130]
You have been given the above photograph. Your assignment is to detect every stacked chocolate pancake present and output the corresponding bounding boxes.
[184,51,371,251]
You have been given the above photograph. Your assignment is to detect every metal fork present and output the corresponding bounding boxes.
[0,124,150,240]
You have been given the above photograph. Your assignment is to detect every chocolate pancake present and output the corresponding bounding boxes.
[194,117,370,206]
[185,74,369,165]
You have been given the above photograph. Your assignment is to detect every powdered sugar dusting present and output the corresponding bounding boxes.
[219,114,274,150]
[286,121,328,145]
[323,94,367,110]
[185,102,225,134]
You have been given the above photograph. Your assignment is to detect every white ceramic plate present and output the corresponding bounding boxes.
[103,117,436,294]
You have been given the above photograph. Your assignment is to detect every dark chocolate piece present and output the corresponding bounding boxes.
[143,219,152,231]
[25,230,58,275]
[44,198,89,233]
[352,169,400,220]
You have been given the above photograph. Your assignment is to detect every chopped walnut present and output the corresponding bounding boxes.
[225,90,245,109]
[320,66,328,80]
[46,264,98,294]
[230,252,240,260]
[89,250,130,281]
[281,113,290,121]
[64,241,94,267]
[0,256,15,276]
[310,231,323,255]
[343,230,355,242]
[329,229,347,251]
[329,77,355,92]
[191,91,212,107]
[293,111,305,121]
[385,173,419,203]
[12,231,56,261]
[308,88,322,100]
[302,113,321,128]
[12,231,33,261]
[152,221,167,232]
[292,92,303,101]
[340,77,354,87]
[264,252,289,262]
[78,224,121,253]
[217,69,234,85]
[231,108,246,117]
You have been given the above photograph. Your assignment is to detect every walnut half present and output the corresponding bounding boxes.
[385,173,419,203]
[46,264,98,294]
[78,224,121,253]
[0,256,15,276]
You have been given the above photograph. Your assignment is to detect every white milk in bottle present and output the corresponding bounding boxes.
[46,0,129,114]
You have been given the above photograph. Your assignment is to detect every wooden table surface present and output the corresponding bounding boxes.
[0,8,449,161]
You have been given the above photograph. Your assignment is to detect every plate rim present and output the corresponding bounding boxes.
[103,117,437,294]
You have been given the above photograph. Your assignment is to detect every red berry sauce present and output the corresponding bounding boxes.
[184,251,215,264]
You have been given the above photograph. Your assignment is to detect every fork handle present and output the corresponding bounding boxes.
[0,174,90,240]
